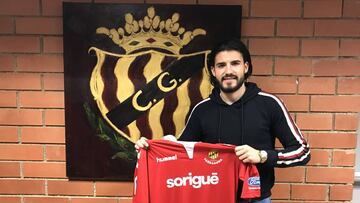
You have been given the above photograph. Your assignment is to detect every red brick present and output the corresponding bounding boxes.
[0,91,16,107]
[0,0,39,16]
[311,95,360,112]
[0,36,40,53]
[249,76,297,94]
[96,182,133,196]
[21,127,65,144]
[16,17,62,35]
[271,183,290,199]
[0,162,20,177]
[343,0,360,17]
[307,149,330,166]
[0,73,41,90]
[46,145,66,161]
[45,109,65,126]
[249,39,299,56]
[0,109,42,126]
[334,114,359,131]
[0,17,13,34]
[119,199,132,203]
[275,167,305,182]
[0,127,18,143]
[312,59,360,76]
[0,144,43,161]
[315,20,360,37]
[252,57,273,75]
[198,0,249,16]
[145,0,196,4]
[338,77,360,94]
[301,39,339,56]
[43,73,64,90]
[298,77,336,94]
[291,184,327,200]
[43,37,63,53]
[274,58,312,76]
[0,197,21,203]
[332,150,355,167]
[304,0,342,17]
[308,132,357,149]
[48,180,93,195]
[17,55,63,73]
[251,0,301,17]
[23,162,66,178]
[307,167,354,183]
[71,198,118,203]
[94,0,144,2]
[277,19,313,37]
[242,19,275,36]
[96,0,142,2]
[19,91,64,108]
[24,197,68,203]
[0,180,44,195]
[340,39,360,56]
[0,55,15,71]
[278,95,309,112]
[329,184,353,201]
[296,113,332,130]
[42,0,91,16]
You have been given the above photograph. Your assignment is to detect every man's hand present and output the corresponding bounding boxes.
[235,145,261,164]
[135,137,149,151]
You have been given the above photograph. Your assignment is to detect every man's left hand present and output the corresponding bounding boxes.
[235,145,261,164]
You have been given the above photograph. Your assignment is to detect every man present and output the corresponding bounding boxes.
[136,38,310,202]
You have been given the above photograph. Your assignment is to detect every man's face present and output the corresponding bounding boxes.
[211,50,249,93]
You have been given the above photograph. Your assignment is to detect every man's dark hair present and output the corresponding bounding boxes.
[207,38,253,87]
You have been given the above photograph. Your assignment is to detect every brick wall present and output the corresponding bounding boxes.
[0,0,359,202]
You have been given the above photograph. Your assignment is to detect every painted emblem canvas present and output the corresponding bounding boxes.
[63,3,241,180]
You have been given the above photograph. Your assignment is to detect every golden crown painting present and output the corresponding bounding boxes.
[63,3,241,180]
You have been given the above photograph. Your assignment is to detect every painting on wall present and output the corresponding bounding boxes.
[63,2,241,180]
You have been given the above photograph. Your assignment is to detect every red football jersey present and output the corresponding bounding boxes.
[132,140,261,203]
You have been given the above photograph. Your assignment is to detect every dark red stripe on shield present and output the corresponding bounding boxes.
[101,55,120,111]
[185,70,204,122]
[128,53,151,91]
[160,55,179,136]
[127,53,153,138]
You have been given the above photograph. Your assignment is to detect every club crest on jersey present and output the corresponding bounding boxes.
[204,150,223,165]
[248,176,261,190]
[208,150,219,159]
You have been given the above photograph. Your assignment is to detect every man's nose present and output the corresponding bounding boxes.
[224,64,233,73]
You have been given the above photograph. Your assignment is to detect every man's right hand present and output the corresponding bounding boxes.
[135,137,149,151]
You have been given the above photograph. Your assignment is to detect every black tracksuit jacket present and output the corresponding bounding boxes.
[179,82,311,200]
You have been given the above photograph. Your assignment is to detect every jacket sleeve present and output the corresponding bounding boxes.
[263,94,310,168]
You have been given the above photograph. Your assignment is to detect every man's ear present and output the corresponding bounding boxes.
[210,66,215,76]
[244,62,249,73]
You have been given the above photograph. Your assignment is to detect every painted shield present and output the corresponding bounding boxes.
[89,47,212,143]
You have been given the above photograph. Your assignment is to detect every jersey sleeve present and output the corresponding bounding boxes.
[132,149,149,203]
[238,162,261,199]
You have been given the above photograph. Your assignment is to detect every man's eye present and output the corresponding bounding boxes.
[231,61,241,66]
[216,64,225,68]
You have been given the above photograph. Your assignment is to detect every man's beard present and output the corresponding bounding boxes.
[216,74,245,93]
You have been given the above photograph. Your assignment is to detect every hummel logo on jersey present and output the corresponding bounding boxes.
[156,155,177,163]
[166,172,219,189]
